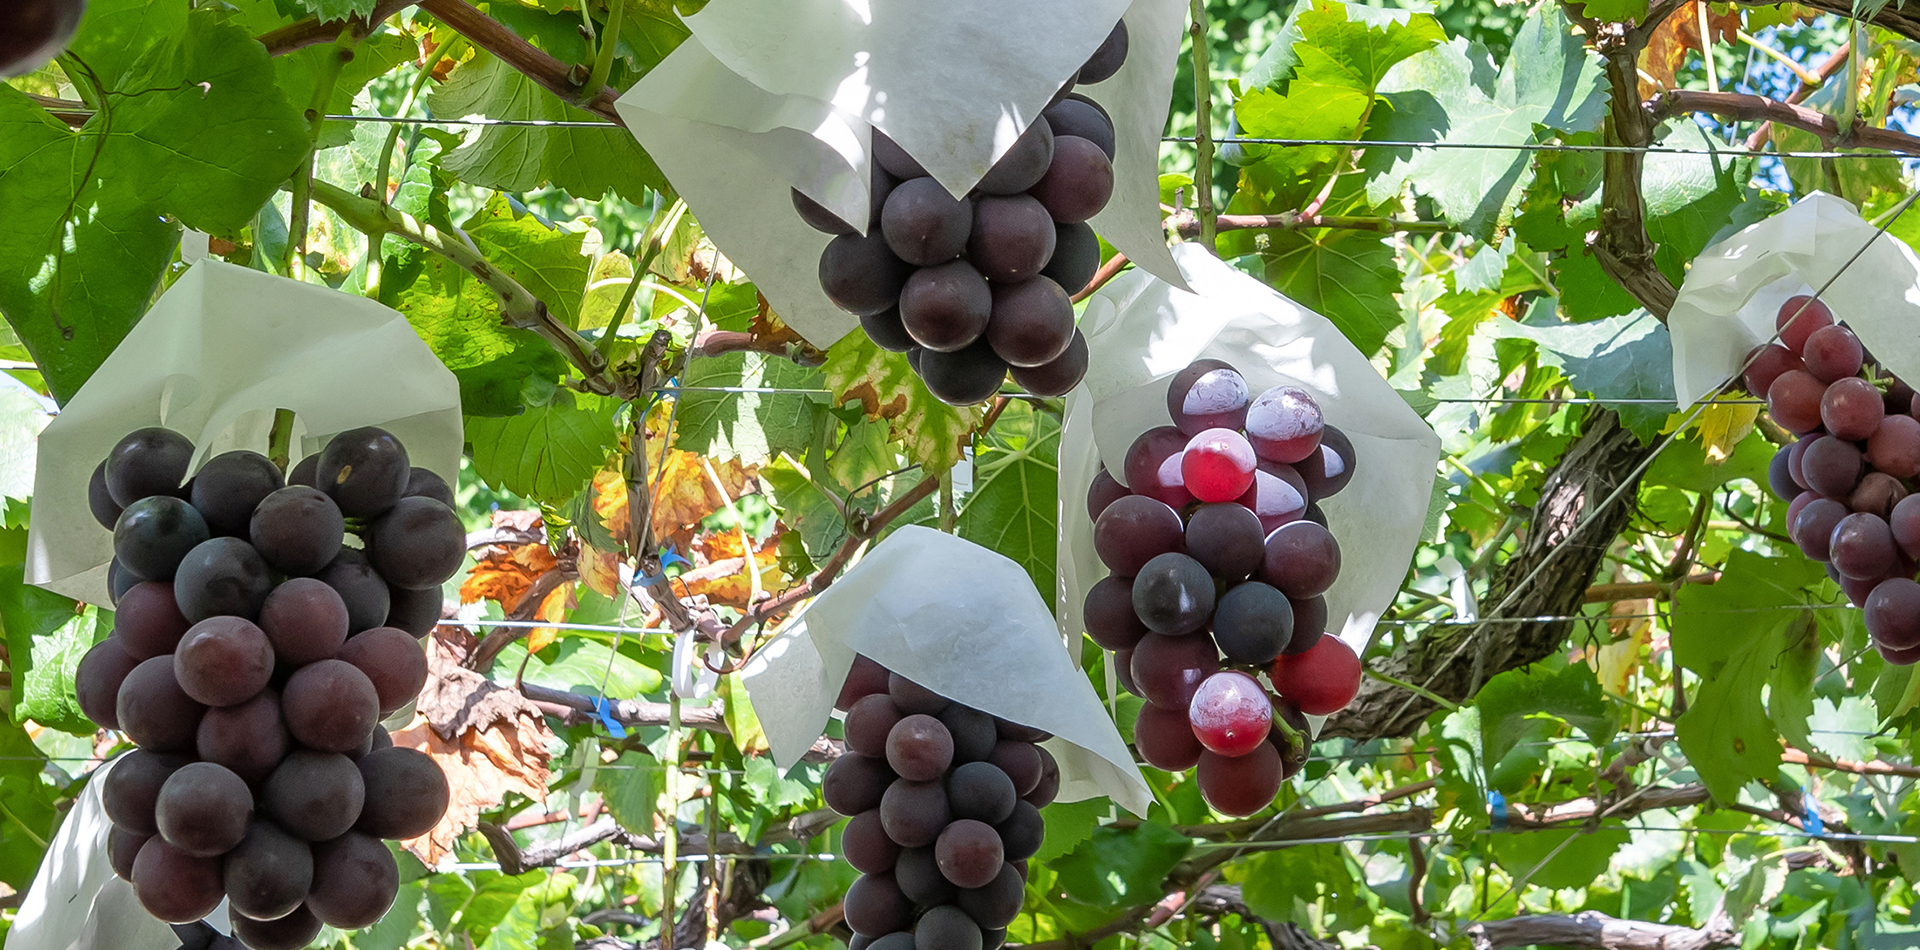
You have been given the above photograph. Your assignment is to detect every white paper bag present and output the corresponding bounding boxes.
[1057,244,1443,721]
[613,0,1188,349]
[740,526,1153,818]
[6,758,181,950]
[27,260,464,606]
[1668,192,1920,406]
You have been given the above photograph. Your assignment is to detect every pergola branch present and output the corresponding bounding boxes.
[1651,89,1920,154]
[259,0,415,55]
[1168,209,1452,237]
[1468,910,1737,950]
[417,0,624,125]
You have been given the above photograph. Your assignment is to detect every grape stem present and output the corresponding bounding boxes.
[266,409,296,472]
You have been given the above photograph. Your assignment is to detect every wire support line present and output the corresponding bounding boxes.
[1428,397,1763,406]
[325,113,619,128]
[436,618,675,635]
[1377,603,1853,626]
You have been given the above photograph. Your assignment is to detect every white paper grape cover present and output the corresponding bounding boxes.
[612,0,1187,349]
[1668,192,1920,406]
[27,259,463,606]
[8,756,182,950]
[1058,243,1442,708]
[739,526,1154,817]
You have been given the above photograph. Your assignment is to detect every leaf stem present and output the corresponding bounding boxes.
[287,28,360,280]
[1188,0,1217,251]
[598,195,686,359]
[366,40,460,300]
[580,0,626,102]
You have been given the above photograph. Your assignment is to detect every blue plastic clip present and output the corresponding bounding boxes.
[1803,802,1825,837]
[661,545,692,569]
[590,696,629,739]
[1488,789,1509,830]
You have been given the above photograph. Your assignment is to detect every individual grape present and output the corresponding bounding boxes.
[90,460,123,529]
[957,862,1025,928]
[1122,425,1194,508]
[316,427,410,519]
[896,846,957,905]
[968,195,1056,282]
[362,725,394,757]
[1028,136,1113,223]
[996,800,1044,862]
[103,749,188,835]
[403,467,456,508]
[307,831,399,928]
[1297,426,1355,501]
[1801,436,1864,498]
[982,929,1009,950]
[868,934,916,950]
[1284,595,1328,655]
[172,616,273,707]
[1181,429,1257,503]
[117,657,207,754]
[1768,443,1801,502]
[1238,466,1308,534]
[1853,472,1907,519]
[131,837,224,923]
[189,451,283,538]
[874,131,928,180]
[1025,747,1060,807]
[1113,647,1139,697]
[1184,503,1265,582]
[886,714,954,781]
[1077,20,1130,83]
[1845,571,1888,607]
[355,747,450,839]
[941,704,1000,764]
[1086,468,1128,521]
[1195,743,1282,818]
[1131,553,1215,636]
[988,741,1043,797]
[935,819,1004,889]
[1040,222,1100,296]
[1008,329,1089,397]
[1092,495,1184,576]
[173,537,272,623]
[284,659,380,752]
[1187,671,1273,757]
[386,583,444,637]
[846,693,905,757]
[1791,497,1849,561]
[824,754,896,816]
[978,116,1056,195]
[249,486,345,577]
[844,873,912,937]
[114,496,211,581]
[1042,96,1116,159]
[985,277,1076,368]
[793,161,896,234]
[1246,387,1324,463]
[843,809,900,874]
[879,779,950,847]
[337,626,429,715]
[109,825,147,881]
[1167,360,1250,436]
[1866,578,1920,650]
[1822,376,1884,441]
[916,904,984,950]
[1871,415,1920,479]
[1269,636,1362,715]
[106,427,194,507]
[948,761,1017,824]
[1894,495,1920,559]
[1262,521,1341,599]
[867,307,917,351]
[994,718,1052,743]
[821,230,913,317]
[1744,343,1804,397]
[155,762,252,857]
[77,638,139,729]
[262,749,366,842]
[197,689,290,786]
[1133,700,1204,771]
[288,454,320,488]
[230,905,323,950]
[109,559,138,605]
[839,655,893,712]
[1767,369,1827,434]
[890,673,951,715]
[1130,633,1220,708]
[882,177,972,265]
[319,549,392,633]
[368,496,466,590]
[1830,512,1898,581]
[1777,295,1834,352]
[113,581,193,661]
[1210,582,1294,665]
[1803,324,1864,383]
[919,338,1008,406]
[259,578,349,667]
[1788,436,1814,489]
[900,260,992,352]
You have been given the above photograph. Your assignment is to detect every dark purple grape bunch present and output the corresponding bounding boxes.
[824,656,1056,950]
[1750,295,1920,665]
[77,425,458,947]
[1084,359,1358,816]
[796,21,1131,406]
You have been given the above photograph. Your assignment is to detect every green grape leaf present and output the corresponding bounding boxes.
[1239,844,1363,923]
[1475,662,1616,768]
[821,332,981,475]
[595,751,660,834]
[479,871,577,950]
[760,455,847,562]
[428,52,666,204]
[17,610,104,736]
[1259,228,1400,356]
[1489,310,1674,439]
[1768,610,1819,752]
[462,195,594,330]
[0,4,309,403]
[674,352,827,468]
[1488,826,1631,890]
[281,0,382,20]
[1808,695,1878,762]
[0,561,84,728]
[356,880,427,950]
[1570,0,1650,20]
[0,720,53,887]
[958,401,1060,601]
[467,392,620,504]
[278,32,415,149]
[1053,821,1193,908]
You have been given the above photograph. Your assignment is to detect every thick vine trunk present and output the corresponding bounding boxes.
[1468,910,1737,950]
[1324,411,1651,740]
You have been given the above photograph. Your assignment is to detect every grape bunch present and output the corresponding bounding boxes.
[796,21,1132,406]
[74,425,457,948]
[825,656,1056,950]
[1084,360,1365,816]
[1749,296,1920,665]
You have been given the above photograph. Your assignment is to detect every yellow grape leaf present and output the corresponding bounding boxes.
[1596,612,1654,697]
[1638,1,1738,97]
[577,546,622,598]
[644,436,755,549]
[459,543,560,611]
[1697,402,1760,464]
[523,581,575,655]
[680,530,789,610]
[590,467,630,543]
[822,331,983,475]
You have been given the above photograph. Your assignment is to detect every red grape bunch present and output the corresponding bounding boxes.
[1749,295,1920,665]
[75,425,458,948]
[796,21,1132,406]
[825,656,1056,950]
[1085,359,1365,816]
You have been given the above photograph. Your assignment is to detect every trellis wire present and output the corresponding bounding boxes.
[657,385,1759,408]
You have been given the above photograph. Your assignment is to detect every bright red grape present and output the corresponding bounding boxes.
[1187,670,1273,756]
[1269,635,1361,715]
[1182,428,1257,503]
